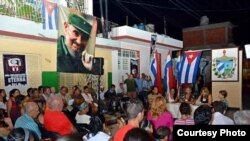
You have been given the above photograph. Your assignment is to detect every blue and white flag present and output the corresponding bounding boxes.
[149,34,157,85]
[179,51,202,84]
[42,0,58,30]
[150,52,157,85]
[163,50,174,94]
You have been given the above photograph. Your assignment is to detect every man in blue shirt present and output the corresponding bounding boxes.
[15,102,41,139]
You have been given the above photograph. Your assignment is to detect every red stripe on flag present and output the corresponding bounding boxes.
[155,51,163,94]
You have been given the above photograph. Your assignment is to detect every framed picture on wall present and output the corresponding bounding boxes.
[211,47,238,81]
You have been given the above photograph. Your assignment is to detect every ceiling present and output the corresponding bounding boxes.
[93,0,250,47]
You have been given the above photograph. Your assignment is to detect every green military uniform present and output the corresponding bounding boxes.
[57,13,92,73]
[57,36,91,73]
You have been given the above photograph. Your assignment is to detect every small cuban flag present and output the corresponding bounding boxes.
[42,0,58,30]
[179,50,202,84]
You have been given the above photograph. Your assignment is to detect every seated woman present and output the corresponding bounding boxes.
[197,87,212,106]
[147,86,161,108]
[0,108,13,140]
[166,88,177,103]
[7,89,21,124]
[82,86,98,115]
[179,86,195,105]
[0,89,7,110]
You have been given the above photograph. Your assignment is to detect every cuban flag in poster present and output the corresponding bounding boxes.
[163,50,174,94]
[149,52,157,85]
[179,51,202,84]
[42,0,58,30]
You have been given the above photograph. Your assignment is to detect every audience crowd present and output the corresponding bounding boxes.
[0,73,249,141]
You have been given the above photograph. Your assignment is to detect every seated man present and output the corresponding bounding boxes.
[193,105,212,125]
[211,101,234,125]
[44,97,76,135]
[15,102,41,139]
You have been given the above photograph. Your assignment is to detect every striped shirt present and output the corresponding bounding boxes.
[15,114,41,139]
[174,118,195,125]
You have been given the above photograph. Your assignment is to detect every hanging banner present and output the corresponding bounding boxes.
[57,6,97,73]
[3,55,27,86]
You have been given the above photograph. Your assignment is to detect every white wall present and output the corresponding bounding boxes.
[112,50,119,89]
[0,15,57,39]
[212,51,242,109]
[111,25,183,48]
[120,42,150,75]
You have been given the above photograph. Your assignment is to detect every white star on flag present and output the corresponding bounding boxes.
[188,54,193,59]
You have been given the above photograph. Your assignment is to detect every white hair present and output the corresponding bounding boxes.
[234,110,250,125]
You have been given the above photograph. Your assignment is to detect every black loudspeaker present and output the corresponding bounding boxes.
[91,57,104,75]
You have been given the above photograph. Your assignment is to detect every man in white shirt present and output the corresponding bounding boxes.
[82,86,94,104]
[211,101,234,125]
[75,102,91,124]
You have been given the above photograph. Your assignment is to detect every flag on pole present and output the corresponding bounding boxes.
[150,52,157,85]
[42,0,58,30]
[176,50,181,85]
[176,50,182,97]
[149,34,157,84]
[155,51,163,94]
[179,50,202,84]
[163,50,174,94]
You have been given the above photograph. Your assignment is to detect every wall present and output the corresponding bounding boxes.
[0,36,56,94]
[111,25,183,48]
[212,51,242,109]
[183,22,232,48]
[0,36,114,93]
[120,42,149,76]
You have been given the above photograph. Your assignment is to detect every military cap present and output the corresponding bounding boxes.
[68,13,92,39]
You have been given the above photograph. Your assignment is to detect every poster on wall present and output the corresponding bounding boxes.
[130,59,139,78]
[3,54,28,96]
[57,6,97,73]
[211,47,238,81]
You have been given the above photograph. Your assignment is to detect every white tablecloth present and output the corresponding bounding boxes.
[167,103,198,119]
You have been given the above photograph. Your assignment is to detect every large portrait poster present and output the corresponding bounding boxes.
[3,54,28,95]
[57,6,97,73]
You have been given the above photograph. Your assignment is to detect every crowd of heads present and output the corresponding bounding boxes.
[0,79,249,141]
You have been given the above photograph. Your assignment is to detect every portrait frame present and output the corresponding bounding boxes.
[57,6,97,73]
[211,47,239,82]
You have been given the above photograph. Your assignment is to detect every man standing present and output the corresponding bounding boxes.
[15,102,41,139]
[57,13,93,73]
[124,74,137,99]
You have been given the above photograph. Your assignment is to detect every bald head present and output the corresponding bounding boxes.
[24,102,39,118]
[47,96,64,111]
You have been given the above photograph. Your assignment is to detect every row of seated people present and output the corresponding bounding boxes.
[149,86,228,110]
[1,93,250,141]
